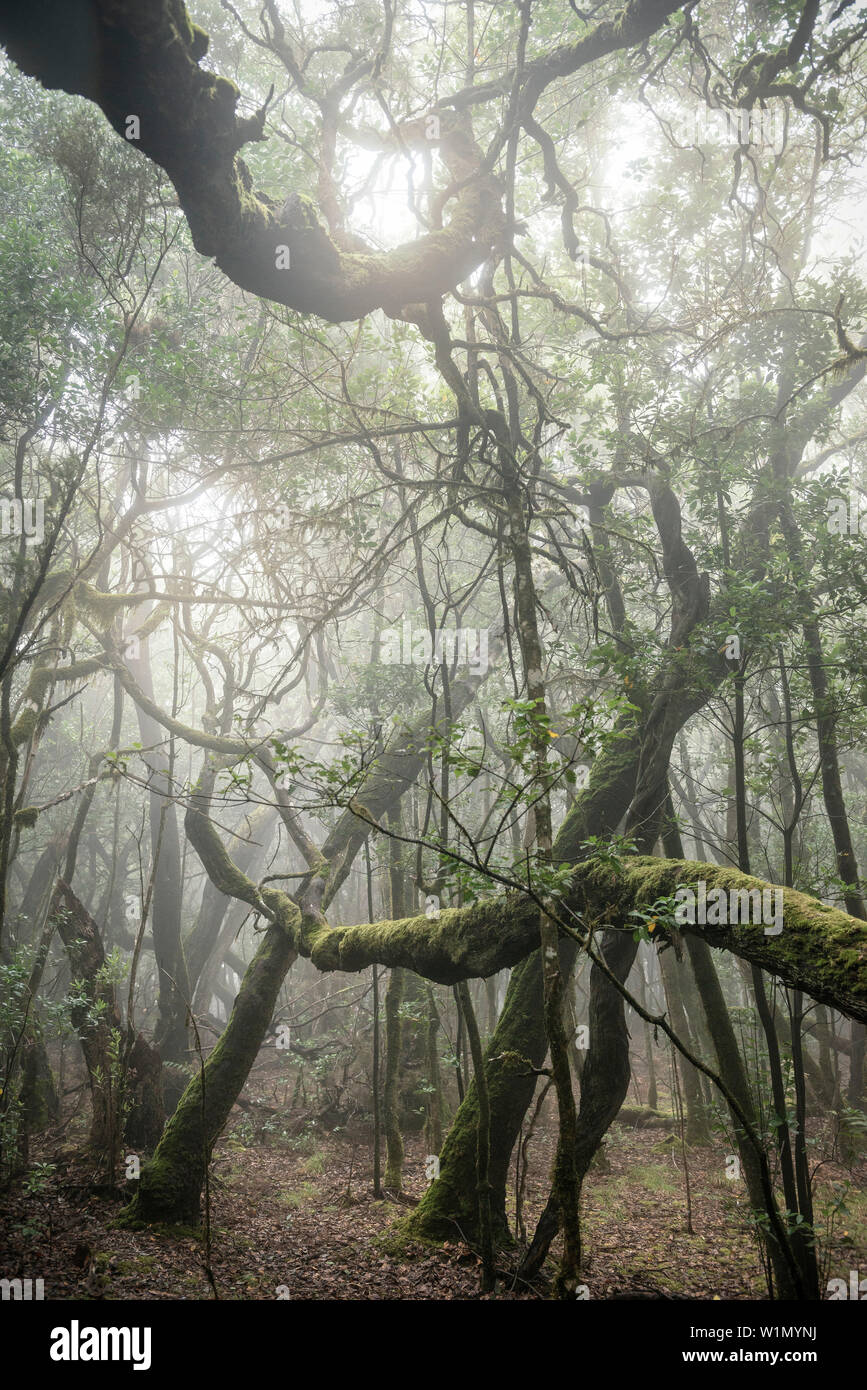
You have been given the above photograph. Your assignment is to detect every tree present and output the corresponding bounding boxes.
[2,0,867,1300]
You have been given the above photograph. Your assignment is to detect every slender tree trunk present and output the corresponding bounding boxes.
[383,966,405,1191]
[424,985,443,1157]
[659,946,711,1144]
[128,635,188,1110]
[456,980,494,1292]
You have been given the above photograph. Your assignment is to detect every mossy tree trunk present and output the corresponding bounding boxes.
[121,911,296,1225]
[502,443,580,1295]
[405,704,644,1246]
[456,979,494,1291]
[519,929,638,1279]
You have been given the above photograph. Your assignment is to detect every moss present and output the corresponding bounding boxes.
[74,581,136,625]
[120,912,297,1228]
[25,666,54,706]
[284,193,324,232]
[10,707,39,747]
[307,894,538,982]
[189,23,209,60]
[573,856,867,1018]
[376,1220,441,1257]
[211,75,240,109]
[13,806,39,829]
[278,1182,316,1210]
[115,1255,157,1275]
[24,658,108,713]
[118,1135,205,1228]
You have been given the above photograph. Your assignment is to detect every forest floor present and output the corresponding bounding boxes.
[2,1068,866,1300]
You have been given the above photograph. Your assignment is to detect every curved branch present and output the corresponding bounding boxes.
[0,0,502,322]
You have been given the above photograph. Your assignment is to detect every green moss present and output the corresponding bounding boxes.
[13,806,39,829]
[22,657,109,714]
[74,581,136,625]
[375,1220,440,1257]
[25,666,53,706]
[278,1182,316,1210]
[189,23,209,59]
[576,856,867,1016]
[115,1254,157,1275]
[117,1148,203,1229]
[211,75,240,108]
[288,193,323,231]
[307,894,537,981]
[10,707,39,747]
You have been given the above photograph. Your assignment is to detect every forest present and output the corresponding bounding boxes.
[0,0,866,1332]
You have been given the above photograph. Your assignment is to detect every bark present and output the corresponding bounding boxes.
[53,881,163,1158]
[127,636,188,1107]
[456,979,495,1291]
[120,905,297,1225]
[502,438,580,1294]
[519,930,637,1278]
[685,932,798,1297]
[637,962,659,1112]
[185,806,276,994]
[424,986,444,1156]
[383,967,405,1191]
[407,708,643,1244]
[659,948,712,1144]
[849,1022,866,1107]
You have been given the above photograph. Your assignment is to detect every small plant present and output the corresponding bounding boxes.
[580,834,638,878]
[23,1160,56,1196]
[629,894,679,944]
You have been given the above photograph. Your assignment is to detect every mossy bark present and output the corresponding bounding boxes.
[120,915,296,1225]
[456,979,495,1291]
[405,949,549,1244]
[519,930,638,1279]
[424,985,444,1155]
[406,712,646,1245]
